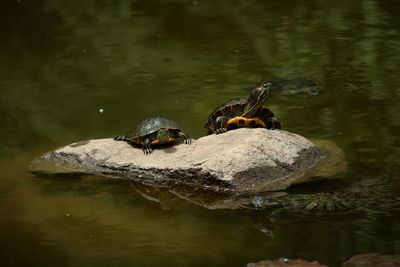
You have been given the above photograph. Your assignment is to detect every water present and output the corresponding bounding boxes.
[1,0,400,266]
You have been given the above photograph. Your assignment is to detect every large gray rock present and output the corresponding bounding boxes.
[31,128,336,194]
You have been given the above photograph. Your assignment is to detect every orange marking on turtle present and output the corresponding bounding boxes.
[251,118,267,128]
[226,116,267,128]
[150,137,176,145]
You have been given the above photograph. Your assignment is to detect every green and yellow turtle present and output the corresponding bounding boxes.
[204,82,281,134]
[114,116,191,155]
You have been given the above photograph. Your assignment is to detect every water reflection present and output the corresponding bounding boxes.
[1,0,400,266]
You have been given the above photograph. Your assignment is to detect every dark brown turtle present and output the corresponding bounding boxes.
[114,116,191,155]
[204,82,281,134]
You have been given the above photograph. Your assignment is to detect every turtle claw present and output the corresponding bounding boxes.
[113,135,125,141]
[143,138,152,155]
[143,147,153,155]
[177,132,191,144]
[216,128,227,134]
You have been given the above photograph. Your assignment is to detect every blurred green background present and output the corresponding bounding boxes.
[1,0,400,266]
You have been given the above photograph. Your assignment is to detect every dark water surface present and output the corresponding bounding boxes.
[1,0,400,266]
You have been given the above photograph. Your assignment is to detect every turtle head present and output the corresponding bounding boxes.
[157,128,171,144]
[242,82,272,117]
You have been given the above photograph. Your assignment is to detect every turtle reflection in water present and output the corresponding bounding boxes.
[247,188,385,218]
[248,182,400,235]
[270,192,362,216]
[114,116,191,155]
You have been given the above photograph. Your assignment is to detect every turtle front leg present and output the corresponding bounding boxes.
[143,138,153,155]
[266,117,281,130]
[215,116,229,134]
[178,132,192,144]
[113,135,126,141]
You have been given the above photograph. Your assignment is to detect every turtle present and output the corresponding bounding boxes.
[113,116,191,155]
[204,82,281,134]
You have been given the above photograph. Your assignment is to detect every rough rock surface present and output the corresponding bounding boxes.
[31,128,327,194]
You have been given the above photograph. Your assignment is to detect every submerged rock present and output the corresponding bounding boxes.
[247,258,328,267]
[31,128,337,194]
[242,74,321,96]
[267,75,320,96]
[342,253,400,267]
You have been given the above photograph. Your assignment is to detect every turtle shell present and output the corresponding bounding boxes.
[204,98,247,130]
[126,116,182,145]
[204,98,278,133]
